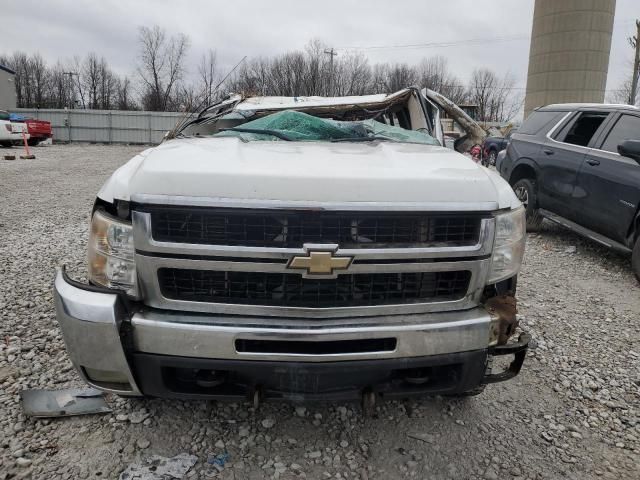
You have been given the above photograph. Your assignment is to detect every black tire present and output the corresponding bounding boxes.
[27,138,39,147]
[0,141,12,148]
[512,178,543,232]
[487,149,497,166]
[632,236,640,282]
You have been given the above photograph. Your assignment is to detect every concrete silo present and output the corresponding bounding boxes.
[524,0,616,117]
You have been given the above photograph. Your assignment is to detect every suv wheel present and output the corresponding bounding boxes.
[512,178,543,232]
[632,236,640,282]
[488,149,497,166]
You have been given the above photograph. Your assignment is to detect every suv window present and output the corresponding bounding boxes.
[519,111,563,135]
[600,114,640,153]
[555,112,608,147]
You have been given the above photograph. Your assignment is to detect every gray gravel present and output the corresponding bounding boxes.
[0,144,639,479]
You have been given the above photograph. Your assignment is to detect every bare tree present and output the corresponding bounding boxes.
[335,52,371,96]
[82,53,102,109]
[608,76,638,106]
[381,63,418,92]
[46,62,71,108]
[137,25,190,111]
[1,49,135,109]
[303,39,331,95]
[269,51,307,96]
[8,52,30,107]
[98,59,117,109]
[468,68,521,122]
[175,84,198,112]
[29,53,48,108]
[115,77,137,110]
[417,56,467,104]
[227,57,271,96]
[198,49,218,106]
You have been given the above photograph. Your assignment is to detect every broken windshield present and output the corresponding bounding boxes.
[213,110,439,145]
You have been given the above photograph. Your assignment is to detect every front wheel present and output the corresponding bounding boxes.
[512,178,543,232]
[487,150,497,166]
[632,236,640,282]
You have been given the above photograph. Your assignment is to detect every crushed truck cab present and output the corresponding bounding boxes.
[54,88,530,403]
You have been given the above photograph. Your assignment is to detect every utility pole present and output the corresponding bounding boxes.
[324,47,337,96]
[629,20,640,106]
[63,72,83,109]
[63,72,74,109]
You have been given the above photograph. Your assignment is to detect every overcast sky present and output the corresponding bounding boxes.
[2,0,638,96]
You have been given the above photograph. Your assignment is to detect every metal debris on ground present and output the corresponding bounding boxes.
[21,388,111,418]
[119,453,198,480]
[3,155,16,160]
[407,432,436,444]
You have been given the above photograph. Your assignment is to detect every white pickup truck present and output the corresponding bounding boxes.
[0,110,29,147]
[54,88,530,407]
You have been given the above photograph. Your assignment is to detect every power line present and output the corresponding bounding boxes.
[337,35,527,51]
[337,20,638,52]
[424,84,633,93]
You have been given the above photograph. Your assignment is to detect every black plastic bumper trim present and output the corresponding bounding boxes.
[132,350,490,402]
[484,333,530,384]
[235,338,397,355]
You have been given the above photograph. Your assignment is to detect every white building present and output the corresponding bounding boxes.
[0,64,17,110]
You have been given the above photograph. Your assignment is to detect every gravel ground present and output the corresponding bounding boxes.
[0,144,638,480]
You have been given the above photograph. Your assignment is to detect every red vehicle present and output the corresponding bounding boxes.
[8,114,52,145]
[469,144,482,163]
[24,119,52,145]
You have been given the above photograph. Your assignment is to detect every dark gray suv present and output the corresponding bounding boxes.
[497,103,640,280]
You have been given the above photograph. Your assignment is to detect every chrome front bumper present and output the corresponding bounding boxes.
[54,269,496,397]
[54,268,142,395]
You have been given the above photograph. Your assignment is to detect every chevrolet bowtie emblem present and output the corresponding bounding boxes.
[287,244,353,277]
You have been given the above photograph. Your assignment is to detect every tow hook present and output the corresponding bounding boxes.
[483,333,531,384]
[252,386,263,410]
[362,389,377,417]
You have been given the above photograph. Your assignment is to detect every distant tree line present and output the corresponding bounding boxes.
[0,26,523,122]
[0,51,137,111]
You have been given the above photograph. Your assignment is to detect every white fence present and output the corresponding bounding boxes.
[11,108,192,145]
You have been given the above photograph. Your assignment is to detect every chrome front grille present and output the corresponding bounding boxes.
[131,198,495,319]
[149,208,482,248]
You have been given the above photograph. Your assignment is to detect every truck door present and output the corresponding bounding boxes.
[538,111,609,222]
[575,113,640,244]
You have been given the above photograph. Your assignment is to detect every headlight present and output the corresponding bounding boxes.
[488,207,526,283]
[88,210,138,297]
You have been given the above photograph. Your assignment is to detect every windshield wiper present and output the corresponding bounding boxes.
[219,127,294,141]
[330,136,397,143]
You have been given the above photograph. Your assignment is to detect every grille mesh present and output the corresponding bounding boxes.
[158,268,471,308]
[149,209,482,248]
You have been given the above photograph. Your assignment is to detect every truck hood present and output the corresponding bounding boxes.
[98,137,520,210]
